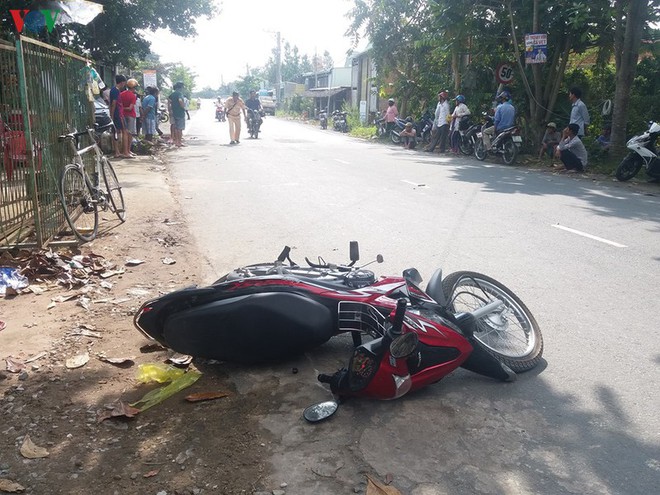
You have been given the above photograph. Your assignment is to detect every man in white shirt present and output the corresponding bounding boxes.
[569,87,590,138]
[425,90,450,153]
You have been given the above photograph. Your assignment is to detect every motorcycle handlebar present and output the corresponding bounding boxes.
[389,298,407,337]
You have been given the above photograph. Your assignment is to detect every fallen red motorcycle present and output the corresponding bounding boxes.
[134,243,544,420]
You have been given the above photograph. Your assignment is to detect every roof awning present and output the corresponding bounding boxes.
[303,87,350,98]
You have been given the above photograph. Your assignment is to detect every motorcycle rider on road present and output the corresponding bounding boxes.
[483,91,515,151]
[246,90,262,113]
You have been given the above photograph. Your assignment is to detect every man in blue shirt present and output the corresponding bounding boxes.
[483,91,516,151]
[569,87,590,138]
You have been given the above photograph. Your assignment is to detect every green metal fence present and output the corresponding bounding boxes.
[0,36,94,249]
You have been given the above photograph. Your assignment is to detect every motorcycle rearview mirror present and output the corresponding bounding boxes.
[390,332,419,359]
[358,253,384,270]
[349,241,360,262]
[303,400,339,423]
[402,268,423,285]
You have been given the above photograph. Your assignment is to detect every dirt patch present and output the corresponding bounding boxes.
[0,153,273,494]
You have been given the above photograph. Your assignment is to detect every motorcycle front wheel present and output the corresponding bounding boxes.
[475,139,487,161]
[615,153,643,181]
[502,139,518,165]
[441,271,543,373]
[391,131,401,144]
[160,113,169,123]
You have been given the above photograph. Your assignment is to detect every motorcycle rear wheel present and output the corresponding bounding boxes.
[615,153,643,181]
[475,139,487,161]
[441,271,543,372]
[459,135,474,155]
[502,139,518,165]
[391,131,401,144]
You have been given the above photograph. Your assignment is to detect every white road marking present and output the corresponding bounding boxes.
[552,224,627,248]
[334,159,350,164]
[401,180,430,189]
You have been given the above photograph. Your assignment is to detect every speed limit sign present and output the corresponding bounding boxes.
[496,63,514,84]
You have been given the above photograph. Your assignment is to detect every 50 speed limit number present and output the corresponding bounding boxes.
[496,63,514,84]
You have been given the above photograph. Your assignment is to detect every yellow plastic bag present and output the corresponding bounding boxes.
[136,363,185,384]
[131,363,202,412]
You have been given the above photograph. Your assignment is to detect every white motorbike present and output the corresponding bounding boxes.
[615,121,660,181]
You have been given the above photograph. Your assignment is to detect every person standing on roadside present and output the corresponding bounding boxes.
[569,87,590,138]
[384,98,398,134]
[425,90,450,153]
[109,74,127,159]
[142,87,158,142]
[225,90,247,144]
[449,95,471,154]
[119,78,139,157]
[168,81,186,147]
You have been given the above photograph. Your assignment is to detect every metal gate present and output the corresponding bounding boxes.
[0,36,93,249]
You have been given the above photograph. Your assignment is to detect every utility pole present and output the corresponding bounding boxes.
[276,31,282,103]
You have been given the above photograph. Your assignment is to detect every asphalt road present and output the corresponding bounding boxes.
[166,103,660,495]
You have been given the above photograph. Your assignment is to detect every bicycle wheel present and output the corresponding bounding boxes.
[59,164,98,242]
[101,156,126,222]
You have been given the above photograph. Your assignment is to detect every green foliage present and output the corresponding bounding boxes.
[0,0,217,65]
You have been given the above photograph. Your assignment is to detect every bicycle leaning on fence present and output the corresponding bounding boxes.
[58,123,126,242]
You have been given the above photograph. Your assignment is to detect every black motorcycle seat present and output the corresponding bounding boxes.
[162,291,335,363]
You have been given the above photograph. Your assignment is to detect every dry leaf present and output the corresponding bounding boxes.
[185,392,229,402]
[161,258,176,265]
[0,320,6,331]
[0,479,25,493]
[143,469,160,478]
[20,435,49,459]
[385,473,394,485]
[125,259,145,266]
[98,356,135,367]
[5,357,26,373]
[65,352,90,369]
[366,474,402,495]
[97,402,141,423]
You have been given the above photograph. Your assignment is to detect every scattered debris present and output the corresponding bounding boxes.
[125,259,145,267]
[0,267,29,296]
[185,392,228,403]
[143,469,160,478]
[20,435,49,459]
[97,401,141,423]
[5,357,26,373]
[0,320,5,331]
[24,352,47,364]
[161,257,176,265]
[0,479,25,493]
[71,328,102,338]
[166,353,193,366]
[98,355,135,367]
[366,474,402,495]
[65,352,90,369]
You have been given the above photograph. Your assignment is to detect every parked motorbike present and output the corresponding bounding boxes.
[247,108,264,139]
[375,116,387,138]
[319,109,328,130]
[459,114,488,156]
[215,105,226,122]
[134,242,544,418]
[158,103,169,123]
[390,111,434,145]
[474,121,522,165]
[614,121,660,181]
[332,110,349,133]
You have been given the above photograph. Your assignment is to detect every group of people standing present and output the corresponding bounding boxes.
[383,85,593,174]
[108,74,166,158]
